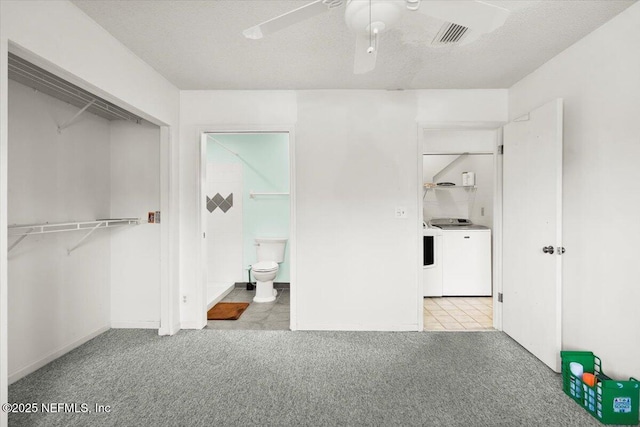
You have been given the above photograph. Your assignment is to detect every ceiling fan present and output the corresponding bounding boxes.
[243,0,510,74]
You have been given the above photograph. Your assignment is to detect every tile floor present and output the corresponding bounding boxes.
[207,288,290,330]
[423,297,493,331]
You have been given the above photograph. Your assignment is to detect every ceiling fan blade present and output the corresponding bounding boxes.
[353,33,378,74]
[243,0,332,39]
[416,1,509,34]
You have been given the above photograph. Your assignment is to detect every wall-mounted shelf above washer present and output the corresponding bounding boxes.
[424,184,477,190]
[423,185,477,216]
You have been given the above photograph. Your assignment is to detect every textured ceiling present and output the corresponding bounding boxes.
[71,0,636,90]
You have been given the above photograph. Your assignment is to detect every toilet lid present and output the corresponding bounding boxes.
[252,261,278,272]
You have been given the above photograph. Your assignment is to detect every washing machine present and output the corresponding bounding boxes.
[423,223,443,297]
[428,218,492,296]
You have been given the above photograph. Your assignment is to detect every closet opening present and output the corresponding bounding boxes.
[6,52,167,384]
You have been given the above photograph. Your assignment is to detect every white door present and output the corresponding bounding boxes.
[502,99,563,372]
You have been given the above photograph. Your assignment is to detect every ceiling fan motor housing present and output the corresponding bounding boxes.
[345,0,404,35]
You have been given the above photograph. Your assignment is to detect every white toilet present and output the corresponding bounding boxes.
[251,237,287,303]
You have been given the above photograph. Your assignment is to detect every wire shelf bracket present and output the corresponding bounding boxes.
[58,100,95,133]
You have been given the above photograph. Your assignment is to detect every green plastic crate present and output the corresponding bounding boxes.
[561,351,639,425]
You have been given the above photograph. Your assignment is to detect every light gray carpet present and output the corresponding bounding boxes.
[9,330,600,427]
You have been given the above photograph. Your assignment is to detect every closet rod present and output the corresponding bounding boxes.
[8,63,140,123]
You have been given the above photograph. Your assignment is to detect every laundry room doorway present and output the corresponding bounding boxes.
[197,128,296,331]
[419,127,500,332]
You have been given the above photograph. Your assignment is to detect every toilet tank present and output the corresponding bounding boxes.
[255,237,287,262]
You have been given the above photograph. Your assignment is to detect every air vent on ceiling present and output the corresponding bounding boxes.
[8,53,143,124]
[431,22,469,46]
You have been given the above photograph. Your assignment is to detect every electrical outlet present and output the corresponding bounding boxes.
[182,295,187,303]
[395,206,407,219]
[481,207,485,216]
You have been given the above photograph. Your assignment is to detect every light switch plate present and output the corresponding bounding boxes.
[395,206,407,219]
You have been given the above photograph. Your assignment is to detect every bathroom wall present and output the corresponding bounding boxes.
[205,162,244,284]
[207,133,290,282]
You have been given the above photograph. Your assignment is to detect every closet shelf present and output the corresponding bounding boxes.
[8,218,140,254]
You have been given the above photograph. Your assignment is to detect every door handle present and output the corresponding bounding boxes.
[542,246,555,254]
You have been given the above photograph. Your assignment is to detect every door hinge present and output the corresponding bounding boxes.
[498,145,504,155]
[498,293,503,303]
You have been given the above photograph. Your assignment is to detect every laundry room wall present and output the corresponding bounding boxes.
[422,154,494,227]
[508,2,640,378]
[7,79,111,383]
[179,89,507,330]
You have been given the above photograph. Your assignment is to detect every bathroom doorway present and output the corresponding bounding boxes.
[199,130,295,330]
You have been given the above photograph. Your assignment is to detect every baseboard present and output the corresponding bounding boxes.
[234,282,290,289]
[181,320,206,330]
[207,283,235,310]
[111,321,160,329]
[295,323,419,332]
[8,325,110,385]
[159,321,182,336]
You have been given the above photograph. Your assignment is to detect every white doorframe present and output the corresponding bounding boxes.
[417,121,505,330]
[196,125,297,330]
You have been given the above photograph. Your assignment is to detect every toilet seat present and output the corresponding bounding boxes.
[252,261,278,273]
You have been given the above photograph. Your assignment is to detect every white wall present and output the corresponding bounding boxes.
[422,129,498,153]
[179,91,297,328]
[1,2,181,420]
[509,2,640,378]
[180,89,507,330]
[0,0,181,335]
[7,79,111,383]
[110,120,161,329]
[206,163,244,284]
[417,90,508,124]
[296,91,419,329]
